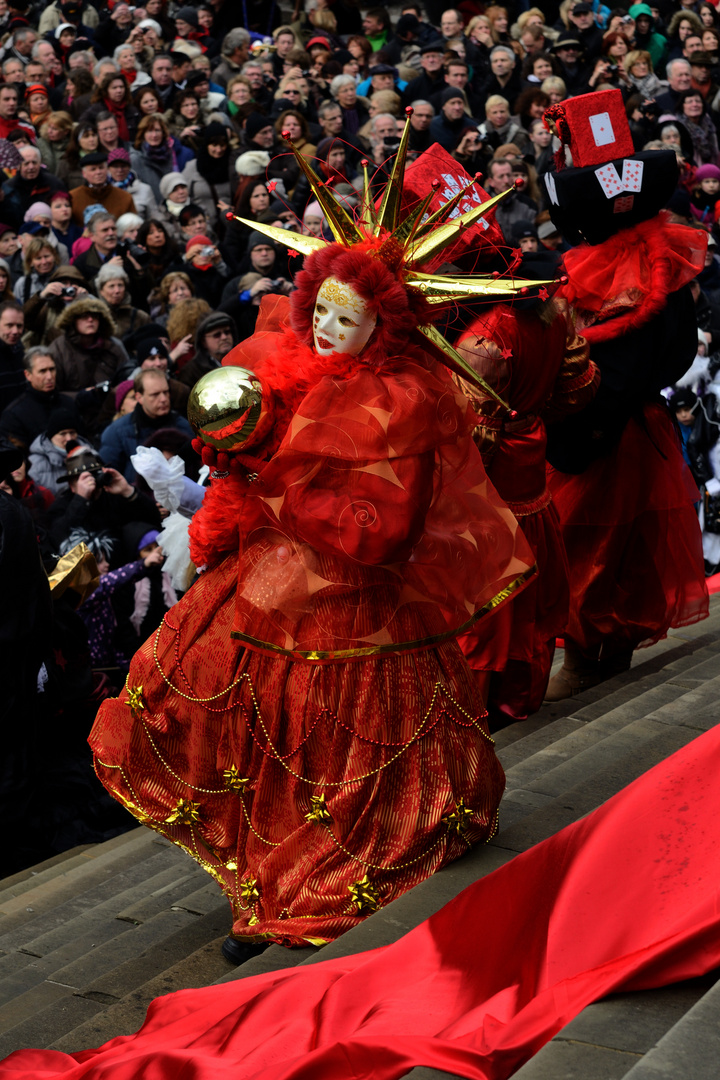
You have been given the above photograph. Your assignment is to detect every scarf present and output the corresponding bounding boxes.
[143,138,176,169]
[104,98,130,142]
[113,171,136,190]
[682,113,718,165]
[165,198,188,217]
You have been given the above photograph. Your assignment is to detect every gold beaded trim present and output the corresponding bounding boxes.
[150,625,245,702]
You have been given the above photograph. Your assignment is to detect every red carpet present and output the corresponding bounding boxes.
[2,724,719,1080]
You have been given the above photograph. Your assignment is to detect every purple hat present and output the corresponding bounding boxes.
[108,147,131,165]
[138,529,160,552]
[695,164,720,182]
[114,378,135,411]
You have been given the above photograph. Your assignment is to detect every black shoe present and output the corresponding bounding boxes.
[221,936,268,966]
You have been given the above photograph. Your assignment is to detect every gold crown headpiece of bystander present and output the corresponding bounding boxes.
[226,108,555,410]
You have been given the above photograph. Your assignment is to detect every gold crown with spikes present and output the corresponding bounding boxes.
[227,109,553,411]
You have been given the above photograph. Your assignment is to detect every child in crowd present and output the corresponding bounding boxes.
[63,529,168,669]
[690,164,720,226]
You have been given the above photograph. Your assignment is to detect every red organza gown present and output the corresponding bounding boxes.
[90,337,535,947]
[453,301,597,718]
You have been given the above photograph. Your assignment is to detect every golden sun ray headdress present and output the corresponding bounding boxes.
[226,109,554,410]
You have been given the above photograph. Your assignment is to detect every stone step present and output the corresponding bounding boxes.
[49,914,233,1052]
[0,857,218,1014]
[0,842,194,957]
[0,844,93,906]
[619,974,720,1080]
[0,829,166,940]
[493,721,698,853]
[502,683,711,798]
[495,636,718,769]
[509,973,720,1080]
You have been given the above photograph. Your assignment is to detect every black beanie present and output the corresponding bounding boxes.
[245,111,273,140]
[46,407,78,439]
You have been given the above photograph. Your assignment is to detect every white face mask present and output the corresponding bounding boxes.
[312,276,377,357]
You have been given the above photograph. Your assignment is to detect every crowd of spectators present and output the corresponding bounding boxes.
[3,0,720,864]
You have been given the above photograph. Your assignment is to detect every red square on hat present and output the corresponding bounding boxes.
[552,89,634,168]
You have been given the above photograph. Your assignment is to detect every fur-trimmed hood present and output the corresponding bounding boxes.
[53,296,117,340]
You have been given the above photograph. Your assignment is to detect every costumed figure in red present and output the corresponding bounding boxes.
[538,90,709,699]
[453,257,598,726]
[89,116,544,960]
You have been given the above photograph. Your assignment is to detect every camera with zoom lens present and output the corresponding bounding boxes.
[116,239,150,267]
[61,285,76,298]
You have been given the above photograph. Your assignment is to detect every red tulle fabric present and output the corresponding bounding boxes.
[559,214,707,343]
[9,723,720,1079]
[232,350,535,659]
[548,404,709,650]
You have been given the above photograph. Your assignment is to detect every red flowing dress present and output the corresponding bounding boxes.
[454,301,597,718]
[90,314,535,947]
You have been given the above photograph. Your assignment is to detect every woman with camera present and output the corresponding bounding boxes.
[21,265,89,348]
[13,238,63,308]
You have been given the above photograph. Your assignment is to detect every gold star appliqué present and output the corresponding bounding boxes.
[305,792,332,823]
[164,798,202,826]
[348,874,380,914]
[222,766,253,794]
[442,798,474,837]
[239,878,260,905]
[127,685,145,717]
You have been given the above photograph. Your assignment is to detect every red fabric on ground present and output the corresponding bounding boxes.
[4,724,720,1079]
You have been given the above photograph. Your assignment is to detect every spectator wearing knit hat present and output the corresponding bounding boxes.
[428,87,477,152]
[27,405,92,495]
[174,310,236,389]
[240,110,299,193]
[181,233,229,305]
[107,147,158,222]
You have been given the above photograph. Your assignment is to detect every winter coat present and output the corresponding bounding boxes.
[28,432,93,495]
[13,269,55,307]
[0,338,25,414]
[21,265,89,347]
[130,140,195,202]
[47,297,126,393]
[99,402,193,481]
[47,486,161,550]
[125,176,158,221]
[37,135,72,174]
[68,181,137,227]
[0,387,81,451]
[180,157,232,229]
[105,301,152,342]
[1,170,66,229]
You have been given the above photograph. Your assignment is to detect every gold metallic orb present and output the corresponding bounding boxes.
[187,366,272,452]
